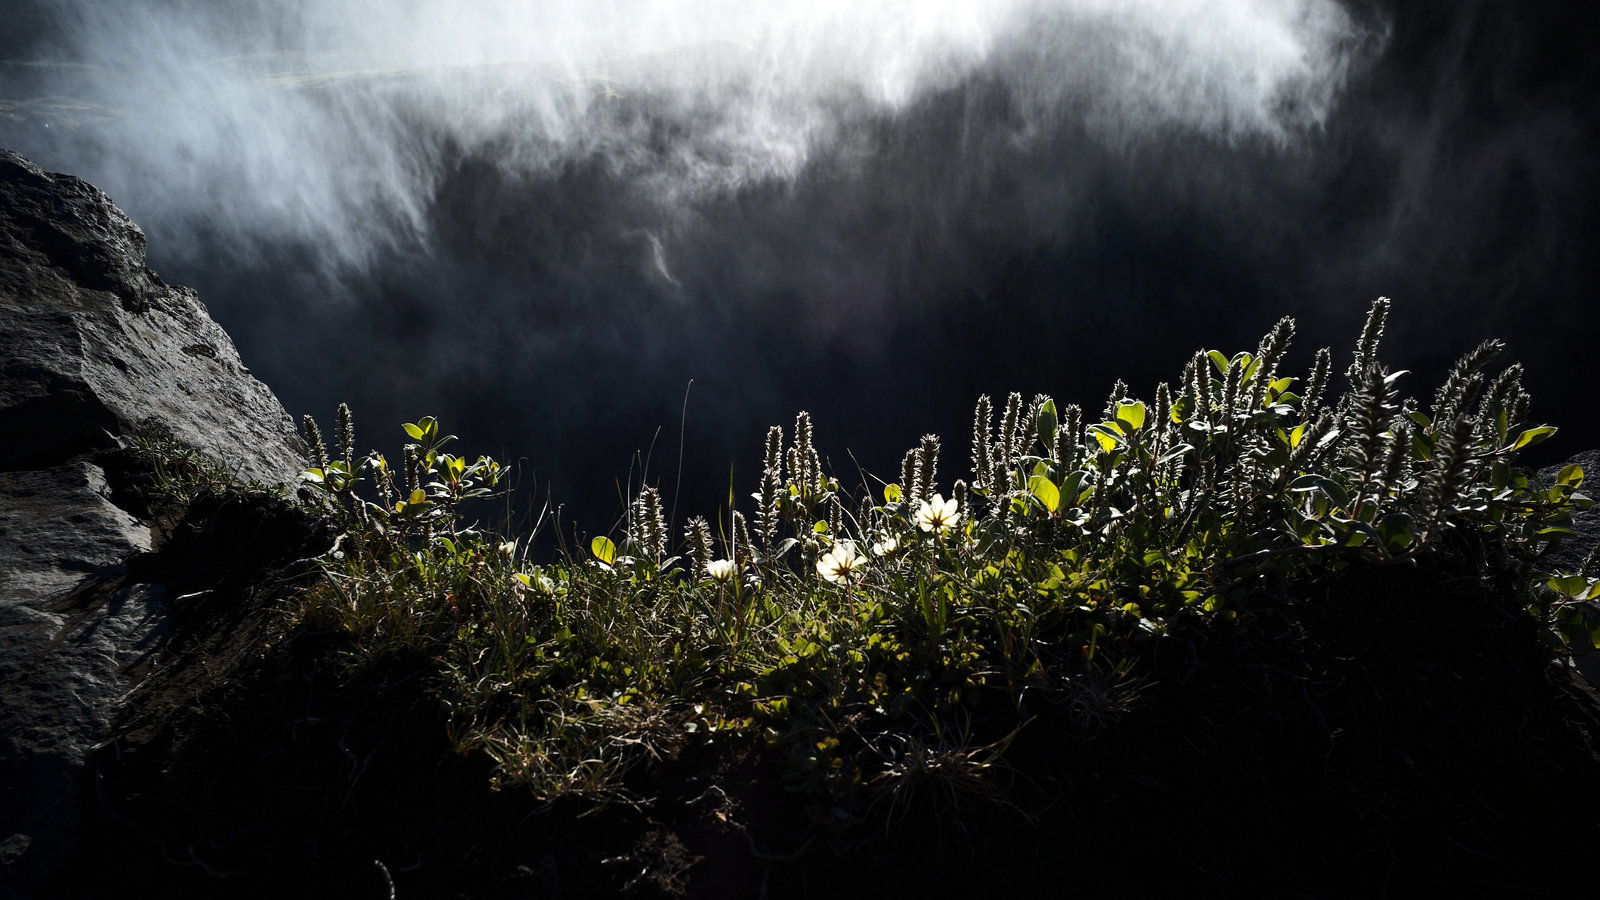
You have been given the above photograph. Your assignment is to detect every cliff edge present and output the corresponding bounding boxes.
[0,149,313,893]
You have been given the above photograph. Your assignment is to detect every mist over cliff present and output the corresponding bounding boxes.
[3,0,1596,536]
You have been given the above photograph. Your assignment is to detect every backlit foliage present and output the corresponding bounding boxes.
[292,298,1598,813]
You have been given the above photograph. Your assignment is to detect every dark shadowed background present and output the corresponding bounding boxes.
[3,0,1596,543]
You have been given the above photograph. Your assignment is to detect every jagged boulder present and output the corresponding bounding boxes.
[0,149,311,893]
[0,149,303,483]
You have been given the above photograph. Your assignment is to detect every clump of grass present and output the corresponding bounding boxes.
[125,429,281,505]
[293,298,1598,817]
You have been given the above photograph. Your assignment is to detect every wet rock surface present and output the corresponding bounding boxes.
[0,149,311,895]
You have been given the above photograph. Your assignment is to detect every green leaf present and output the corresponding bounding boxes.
[1547,574,1588,597]
[884,483,903,504]
[1089,423,1122,453]
[1207,350,1230,376]
[1288,474,1349,510]
[1036,398,1058,447]
[1411,428,1436,461]
[403,422,425,440]
[591,535,617,565]
[813,520,829,534]
[1377,513,1416,551]
[1116,401,1147,432]
[1512,426,1557,451]
[1028,475,1060,513]
[1241,355,1261,385]
[1059,470,1088,508]
[1558,464,1584,488]
[1155,444,1192,467]
[1491,460,1511,491]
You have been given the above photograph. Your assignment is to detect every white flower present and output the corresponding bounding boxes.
[706,559,736,583]
[916,493,960,533]
[816,541,867,584]
[871,534,899,557]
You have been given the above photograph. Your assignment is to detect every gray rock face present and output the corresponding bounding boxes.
[0,149,310,893]
[0,148,304,485]
[0,464,164,883]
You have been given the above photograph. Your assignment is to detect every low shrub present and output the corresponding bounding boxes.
[293,297,1599,818]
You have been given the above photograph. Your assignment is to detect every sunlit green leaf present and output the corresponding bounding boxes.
[591,535,617,565]
[1512,426,1557,451]
[1028,475,1060,513]
[1090,424,1121,453]
[1116,401,1147,431]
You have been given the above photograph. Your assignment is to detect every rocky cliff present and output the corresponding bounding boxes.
[0,149,311,893]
